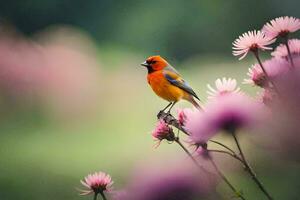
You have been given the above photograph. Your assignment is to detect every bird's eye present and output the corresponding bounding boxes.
[146,60,157,65]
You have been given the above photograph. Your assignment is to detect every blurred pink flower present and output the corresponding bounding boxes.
[271,39,300,58]
[0,34,43,98]
[195,144,210,159]
[152,120,175,146]
[207,77,241,99]
[0,27,102,123]
[187,94,263,145]
[122,164,217,200]
[243,65,265,87]
[177,108,195,126]
[206,94,263,133]
[79,172,113,196]
[259,66,300,161]
[185,108,217,144]
[257,89,276,107]
[243,57,290,87]
[294,55,300,67]
[0,27,102,121]
[232,30,276,60]
[262,16,300,38]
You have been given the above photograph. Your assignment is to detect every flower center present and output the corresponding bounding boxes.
[279,30,290,38]
[250,43,259,52]
[219,90,230,95]
[253,73,267,87]
[92,184,107,194]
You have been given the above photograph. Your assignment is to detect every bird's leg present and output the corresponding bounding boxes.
[161,102,172,112]
[167,101,177,114]
[157,102,172,119]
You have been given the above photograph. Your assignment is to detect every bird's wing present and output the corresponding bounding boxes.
[163,66,200,100]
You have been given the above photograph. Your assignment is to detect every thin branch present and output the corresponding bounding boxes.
[232,132,274,200]
[157,111,247,199]
[174,137,246,199]
[94,193,98,200]
[174,137,208,173]
[157,111,189,135]
[209,139,236,154]
[283,37,295,68]
[253,51,280,94]
[208,149,244,164]
[99,192,107,200]
[209,157,246,200]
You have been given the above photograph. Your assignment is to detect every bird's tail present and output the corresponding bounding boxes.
[189,97,203,110]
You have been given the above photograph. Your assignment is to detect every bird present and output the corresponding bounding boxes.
[141,55,201,113]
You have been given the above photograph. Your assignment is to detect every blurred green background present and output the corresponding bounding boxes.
[2,0,300,59]
[0,0,300,200]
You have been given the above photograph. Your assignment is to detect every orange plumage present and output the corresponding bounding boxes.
[141,55,201,112]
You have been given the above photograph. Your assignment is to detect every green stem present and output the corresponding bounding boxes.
[232,132,273,200]
[253,51,279,94]
[174,137,207,172]
[284,38,295,68]
[175,137,245,199]
[94,193,98,200]
[209,139,236,154]
[208,149,244,164]
[100,192,107,200]
[209,157,246,200]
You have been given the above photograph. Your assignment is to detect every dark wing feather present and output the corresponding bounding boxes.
[163,66,200,100]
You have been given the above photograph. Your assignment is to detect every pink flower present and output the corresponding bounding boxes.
[262,16,300,38]
[177,108,195,126]
[243,65,266,87]
[79,172,113,196]
[243,57,290,87]
[259,67,300,161]
[257,89,276,106]
[271,39,300,58]
[152,120,175,145]
[232,30,276,60]
[185,109,217,144]
[206,94,263,132]
[186,94,263,145]
[207,77,241,99]
[294,56,300,68]
[0,27,102,120]
[123,164,216,200]
[195,144,210,159]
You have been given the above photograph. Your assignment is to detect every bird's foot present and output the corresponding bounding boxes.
[157,110,173,121]
[157,110,165,119]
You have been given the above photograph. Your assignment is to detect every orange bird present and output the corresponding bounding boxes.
[141,55,201,113]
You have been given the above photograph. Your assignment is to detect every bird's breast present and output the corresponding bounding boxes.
[147,71,185,102]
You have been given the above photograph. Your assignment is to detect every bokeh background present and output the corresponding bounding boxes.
[0,1,300,199]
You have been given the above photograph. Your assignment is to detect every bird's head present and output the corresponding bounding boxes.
[141,55,169,73]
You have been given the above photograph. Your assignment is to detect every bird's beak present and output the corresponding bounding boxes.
[141,61,149,67]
